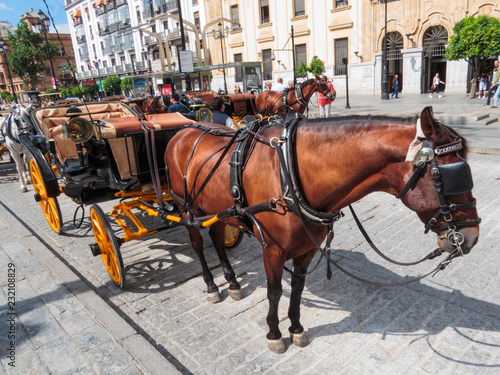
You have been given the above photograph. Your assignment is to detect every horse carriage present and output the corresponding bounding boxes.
[9,101,243,288]
[2,74,482,353]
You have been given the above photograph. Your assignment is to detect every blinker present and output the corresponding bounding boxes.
[418,147,434,163]
[436,161,474,196]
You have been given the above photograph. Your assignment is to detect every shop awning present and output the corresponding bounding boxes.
[92,0,105,8]
[71,9,82,18]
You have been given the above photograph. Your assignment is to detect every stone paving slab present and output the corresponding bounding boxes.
[0,150,499,374]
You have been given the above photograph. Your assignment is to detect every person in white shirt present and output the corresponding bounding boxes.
[274,77,285,92]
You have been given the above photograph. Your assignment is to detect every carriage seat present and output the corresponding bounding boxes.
[228,93,257,115]
[98,113,195,180]
[33,102,137,164]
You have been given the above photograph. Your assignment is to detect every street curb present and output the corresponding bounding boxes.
[0,200,182,375]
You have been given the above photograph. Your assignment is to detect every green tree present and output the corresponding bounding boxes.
[60,87,70,99]
[103,75,122,95]
[295,56,326,78]
[121,77,133,96]
[71,86,83,97]
[1,90,14,102]
[7,21,59,90]
[46,88,57,94]
[445,15,500,98]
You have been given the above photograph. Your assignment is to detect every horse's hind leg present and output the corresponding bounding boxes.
[24,153,32,184]
[209,222,242,300]
[186,226,221,303]
[288,249,315,348]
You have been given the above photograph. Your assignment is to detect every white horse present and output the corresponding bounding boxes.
[0,105,33,192]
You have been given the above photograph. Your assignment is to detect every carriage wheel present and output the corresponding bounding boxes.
[90,205,125,288]
[224,225,243,249]
[30,158,63,234]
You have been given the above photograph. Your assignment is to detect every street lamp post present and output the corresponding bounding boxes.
[381,0,389,100]
[0,37,18,103]
[214,22,227,94]
[37,10,58,91]
[94,60,104,98]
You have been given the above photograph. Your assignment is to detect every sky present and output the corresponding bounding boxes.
[1,0,70,33]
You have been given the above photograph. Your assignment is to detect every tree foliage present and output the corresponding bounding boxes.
[295,56,326,78]
[59,88,70,99]
[7,21,59,89]
[445,15,500,96]
[103,75,122,95]
[121,77,133,93]
[1,90,14,102]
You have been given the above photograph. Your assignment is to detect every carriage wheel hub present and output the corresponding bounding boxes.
[89,243,101,256]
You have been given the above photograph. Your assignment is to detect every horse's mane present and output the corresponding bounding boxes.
[303,115,469,155]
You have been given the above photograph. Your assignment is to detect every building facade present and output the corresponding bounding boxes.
[66,0,207,92]
[205,0,500,96]
[0,21,23,101]
[64,0,500,96]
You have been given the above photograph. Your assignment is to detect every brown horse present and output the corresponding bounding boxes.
[124,96,171,114]
[255,75,336,116]
[165,107,480,353]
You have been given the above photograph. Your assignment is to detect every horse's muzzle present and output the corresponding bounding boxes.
[328,93,336,102]
[437,227,479,255]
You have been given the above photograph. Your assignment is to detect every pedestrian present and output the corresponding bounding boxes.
[491,84,500,108]
[429,73,445,98]
[211,97,237,130]
[288,80,295,90]
[234,85,242,94]
[274,77,285,92]
[485,60,499,107]
[478,72,487,98]
[390,74,399,99]
[167,93,189,113]
[263,82,272,91]
[318,75,335,117]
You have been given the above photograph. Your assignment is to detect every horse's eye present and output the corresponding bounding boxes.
[419,147,434,162]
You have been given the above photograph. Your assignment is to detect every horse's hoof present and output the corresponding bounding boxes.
[267,338,287,354]
[228,288,243,301]
[207,291,222,304]
[21,186,28,193]
[290,331,309,347]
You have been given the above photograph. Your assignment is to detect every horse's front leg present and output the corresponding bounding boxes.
[185,226,221,303]
[288,249,316,348]
[11,150,28,192]
[263,249,287,354]
[24,153,32,184]
[209,222,242,300]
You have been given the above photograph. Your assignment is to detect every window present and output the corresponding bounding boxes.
[260,0,269,24]
[335,0,348,8]
[262,49,272,80]
[136,6,141,23]
[294,0,305,17]
[334,38,348,75]
[193,11,200,30]
[163,20,168,30]
[230,5,239,24]
[234,53,243,82]
[295,44,307,68]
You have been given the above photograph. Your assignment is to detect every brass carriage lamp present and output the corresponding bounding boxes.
[63,106,96,168]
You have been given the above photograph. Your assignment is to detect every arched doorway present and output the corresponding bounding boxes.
[383,32,404,93]
[422,26,448,93]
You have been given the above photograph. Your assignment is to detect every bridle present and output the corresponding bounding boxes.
[395,128,481,257]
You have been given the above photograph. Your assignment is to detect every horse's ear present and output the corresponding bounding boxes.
[420,106,441,139]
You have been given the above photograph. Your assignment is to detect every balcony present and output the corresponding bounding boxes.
[116,0,127,7]
[165,0,177,12]
[96,7,106,15]
[117,19,130,30]
[75,72,84,79]
[81,50,90,60]
[135,61,146,69]
[76,35,87,45]
[105,1,116,11]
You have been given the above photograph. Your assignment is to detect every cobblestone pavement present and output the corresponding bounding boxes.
[0,150,499,374]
